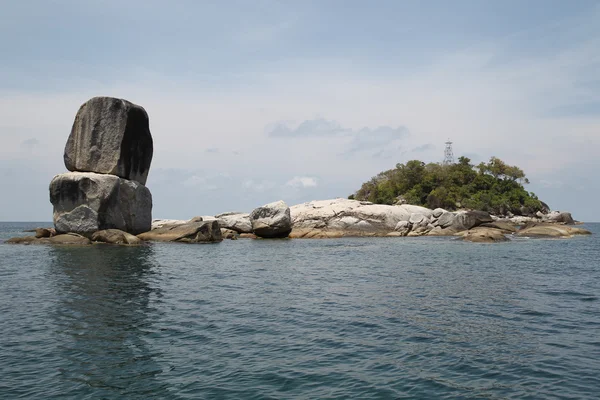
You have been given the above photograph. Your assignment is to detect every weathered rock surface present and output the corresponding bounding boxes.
[151,219,187,230]
[216,212,253,233]
[545,211,575,225]
[35,228,56,238]
[91,229,143,245]
[64,97,153,185]
[250,200,292,238]
[290,198,433,238]
[50,172,152,235]
[450,210,493,231]
[479,221,518,233]
[220,228,239,240]
[461,227,510,243]
[138,221,222,243]
[516,223,591,238]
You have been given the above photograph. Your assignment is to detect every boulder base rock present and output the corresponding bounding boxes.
[250,200,292,238]
[64,97,153,185]
[92,229,143,245]
[50,172,152,235]
[137,221,222,243]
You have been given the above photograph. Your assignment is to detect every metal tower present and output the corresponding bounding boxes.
[443,139,454,165]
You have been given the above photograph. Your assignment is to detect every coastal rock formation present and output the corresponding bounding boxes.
[64,97,153,185]
[449,210,493,232]
[138,220,222,243]
[50,172,152,235]
[461,227,510,243]
[49,96,154,237]
[250,200,292,238]
[516,223,591,238]
[35,228,56,238]
[216,212,253,233]
[545,211,575,225]
[290,198,434,238]
[91,229,144,245]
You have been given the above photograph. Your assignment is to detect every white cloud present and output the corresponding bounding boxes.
[285,176,318,189]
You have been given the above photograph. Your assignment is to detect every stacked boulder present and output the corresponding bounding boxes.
[50,97,153,235]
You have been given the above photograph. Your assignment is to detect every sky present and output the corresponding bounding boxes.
[1,0,599,221]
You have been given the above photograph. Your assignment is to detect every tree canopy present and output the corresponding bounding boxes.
[349,156,546,216]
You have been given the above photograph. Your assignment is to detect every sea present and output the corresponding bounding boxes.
[1,222,599,399]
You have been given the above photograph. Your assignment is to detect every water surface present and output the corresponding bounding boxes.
[1,222,599,399]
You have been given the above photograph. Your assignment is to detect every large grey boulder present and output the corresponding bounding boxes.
[545,211,575,225]
[50,172,152,235]
[450,210,493,231]
[137,221,222,243]
[216,212,253,233]
[64,97,153,185]
[250,200,292,238]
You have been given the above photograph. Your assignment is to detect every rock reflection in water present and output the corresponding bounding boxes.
[48,245,169,398]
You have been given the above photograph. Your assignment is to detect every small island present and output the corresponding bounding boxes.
[5,97,592,246]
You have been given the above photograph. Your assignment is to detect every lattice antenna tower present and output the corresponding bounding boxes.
[443,139,454,165]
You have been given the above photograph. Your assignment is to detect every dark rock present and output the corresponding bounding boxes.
[64,97,153,185]
[250,200,292,238]
[450,211,493,231]
[50,172,152,235]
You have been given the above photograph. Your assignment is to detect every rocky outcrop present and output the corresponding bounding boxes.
[49,96,154,237]
[460,227,510,243]
[250,200,292,238]
[7,233,93,245]
[64,97,153,185]
[216,212,253,233]
[50,172,152,235]
[545,211,575,225]
[91,229,143,245]
[450,210,493,232]
[138,221,222,243]
[290,198,433,238]
[35,228,56,238]
[516,223,591,238]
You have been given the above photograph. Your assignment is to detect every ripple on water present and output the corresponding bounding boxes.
[1,223,600,399]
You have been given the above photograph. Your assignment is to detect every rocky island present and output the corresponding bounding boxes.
[5,97,592,245]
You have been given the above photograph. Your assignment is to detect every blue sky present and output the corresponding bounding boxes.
[1,0,599,221]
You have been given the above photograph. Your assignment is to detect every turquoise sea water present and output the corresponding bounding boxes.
[1,222,599,399]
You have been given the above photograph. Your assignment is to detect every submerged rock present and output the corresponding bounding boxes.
[64,97,153,185]
[250,200,292,238]
[137,221,222,243]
